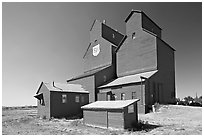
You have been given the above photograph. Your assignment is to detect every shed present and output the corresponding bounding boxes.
[34,82,89,119]
[81,99,140,129]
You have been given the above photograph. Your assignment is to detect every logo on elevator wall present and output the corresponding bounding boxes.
[92,44,100,56]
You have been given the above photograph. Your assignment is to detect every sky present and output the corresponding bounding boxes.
[2,2,202,106]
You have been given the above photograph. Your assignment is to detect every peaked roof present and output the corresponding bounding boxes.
[36,82,89,94]
[67,64,111,82]
[125,10,162,30]
[99,70,158,88]
[81,99,140,109]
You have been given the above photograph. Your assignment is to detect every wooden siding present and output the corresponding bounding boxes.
[124,102,138,129]
[68,76,95,103]
[50,92,89,118]
[117,28,157,77]
[99,83,146,113]
[142,13,161,38]
[83,110,108,128]
[37,83,50,119]
[126,13,142,35]
[155,38,175,103]
[108,110,124,129]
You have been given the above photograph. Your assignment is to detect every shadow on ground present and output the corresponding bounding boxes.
[128,120,161,132]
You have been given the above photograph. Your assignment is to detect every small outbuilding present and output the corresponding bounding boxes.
[81,99,140,129]
[34,82,89,119]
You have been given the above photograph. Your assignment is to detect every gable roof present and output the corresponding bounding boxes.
[67,64,111,82]
[125,10,162,30]
[99,70,158,88]
[36,82,89,94]
[81,99,139,109]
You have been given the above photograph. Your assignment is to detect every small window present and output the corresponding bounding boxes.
[112,34,115,38]
[75,95,80,103]
[81,96,84,103]
[62,94,67,103]
[40,99,44,106]
[103,75,106,82]
[132,32,136,39]
[132,92,136,99]
[121,93,125,100]
[128,104,134,113]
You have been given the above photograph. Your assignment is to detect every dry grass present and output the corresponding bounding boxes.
[2,105,202,135]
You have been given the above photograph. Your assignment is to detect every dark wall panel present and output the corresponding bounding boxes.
[142,13,161,38]
[102,23,124,47]
[50,92,89,118]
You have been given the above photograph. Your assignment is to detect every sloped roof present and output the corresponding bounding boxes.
[125,10,162,30]
[37,82,89,94]
[81,99,139,109]
[67,64,111,82]
[99,70,158,88]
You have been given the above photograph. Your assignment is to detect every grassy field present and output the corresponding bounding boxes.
[2,105,202,135]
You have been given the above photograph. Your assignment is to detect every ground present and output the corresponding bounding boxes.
[2,105,202,135]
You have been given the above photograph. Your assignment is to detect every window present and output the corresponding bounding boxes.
[132,32,136,39]
[128,104,134,113]
[132,92,136,99]
[112,34,115,38]
[62,94,67,103]
[121,93,125,100]
[40,99,44,106]
[103,75,106,82]
[75,95,80,103]
[81,96,84,103]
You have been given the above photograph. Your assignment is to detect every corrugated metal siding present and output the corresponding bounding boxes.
[117,30,157,77]
[83,110,108,128]
[50,92,89,118]
[37,83,50,119]
[68,76,95,103]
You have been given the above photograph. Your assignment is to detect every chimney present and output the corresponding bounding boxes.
[53,81,55,87]
[103,20,106,24]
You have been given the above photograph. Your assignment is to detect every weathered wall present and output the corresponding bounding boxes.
[67,76,95,103]
[50,92,89,118]
[118,13,157,77]
[37,83,50,119]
